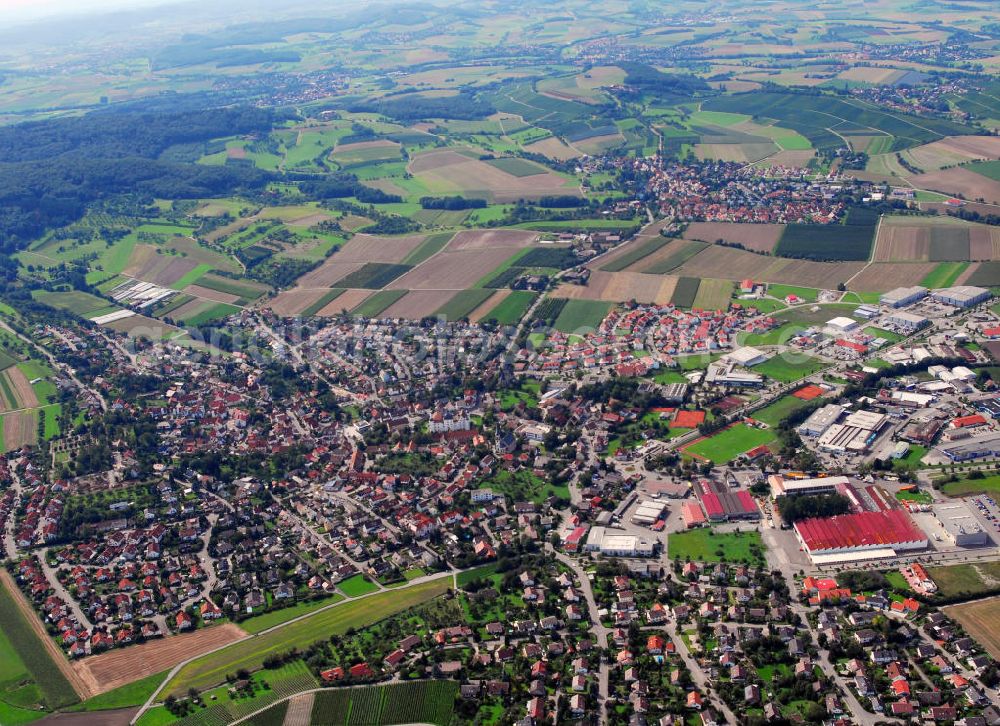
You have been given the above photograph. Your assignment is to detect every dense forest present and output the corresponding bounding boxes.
[0,105,284,251]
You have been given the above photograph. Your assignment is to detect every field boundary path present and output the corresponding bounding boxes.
[131,570,457,724]
[281,691,314,726]
[844,212,884,289]
[0,568,92,700]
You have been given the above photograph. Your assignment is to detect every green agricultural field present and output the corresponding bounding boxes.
[754,355,827,383]
[485,157,547,176]
[240,595,343,635]
[671,276,701,308]
[921,262,968,289]
[600,236,670,272]
[552,299,611,333]
[642,240,707,275]
[72,671,168,712]
[0,576,79,710]
[686,424,775,463]
[401,232,454,266]
[776,222,875,261]
[311,680,457,726]
[164,577,451,695]
[667,529,765,566]
[692,278,733,310]
[32,290,112,317]
[179,302,240,326]
[351,290,405,317]
[336,263,412,289]
[338,574,379,597]
[301,289,345,317]
[434,289,493,321]
[194,274,270,301]
[480,291,536,324]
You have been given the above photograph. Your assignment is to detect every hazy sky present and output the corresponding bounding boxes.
[4,0,170,21]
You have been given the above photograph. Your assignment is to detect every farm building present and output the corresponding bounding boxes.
[794,509,928,561]
[931,286,991,309]
[880,286,927,308]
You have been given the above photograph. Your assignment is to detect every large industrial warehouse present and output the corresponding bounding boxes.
[793,509,928,563]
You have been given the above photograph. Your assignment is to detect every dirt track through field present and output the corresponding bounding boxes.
[0,570,91,699]
[73,623,247,696]
[283,692,315,726]
[2,366,38,411]
[469,290,508,322]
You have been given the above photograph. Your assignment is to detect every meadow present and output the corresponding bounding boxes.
[163,577,451,695]
[667,529,765,565]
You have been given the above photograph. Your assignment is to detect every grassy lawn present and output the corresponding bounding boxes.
[239,595,343,635]
[864,326,904,343]
[940,474,1000,497]
[739,298,786,314]
[667,529,765,566]
[457,563,502,589]
[754,355,827,383]
[338,574,379,597]
[895,446,926,467]
[895,488,932,504]
[164,577,451,695]
[685,424,775,463]
[884,571,911,592]
[752,395,815,428]
[767,284,819,302]
[738,322,802,346]
[481,469,569,503]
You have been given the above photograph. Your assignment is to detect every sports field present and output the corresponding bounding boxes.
[754,355,826,383]
[685,424,775,463]
[163,577,451,695]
